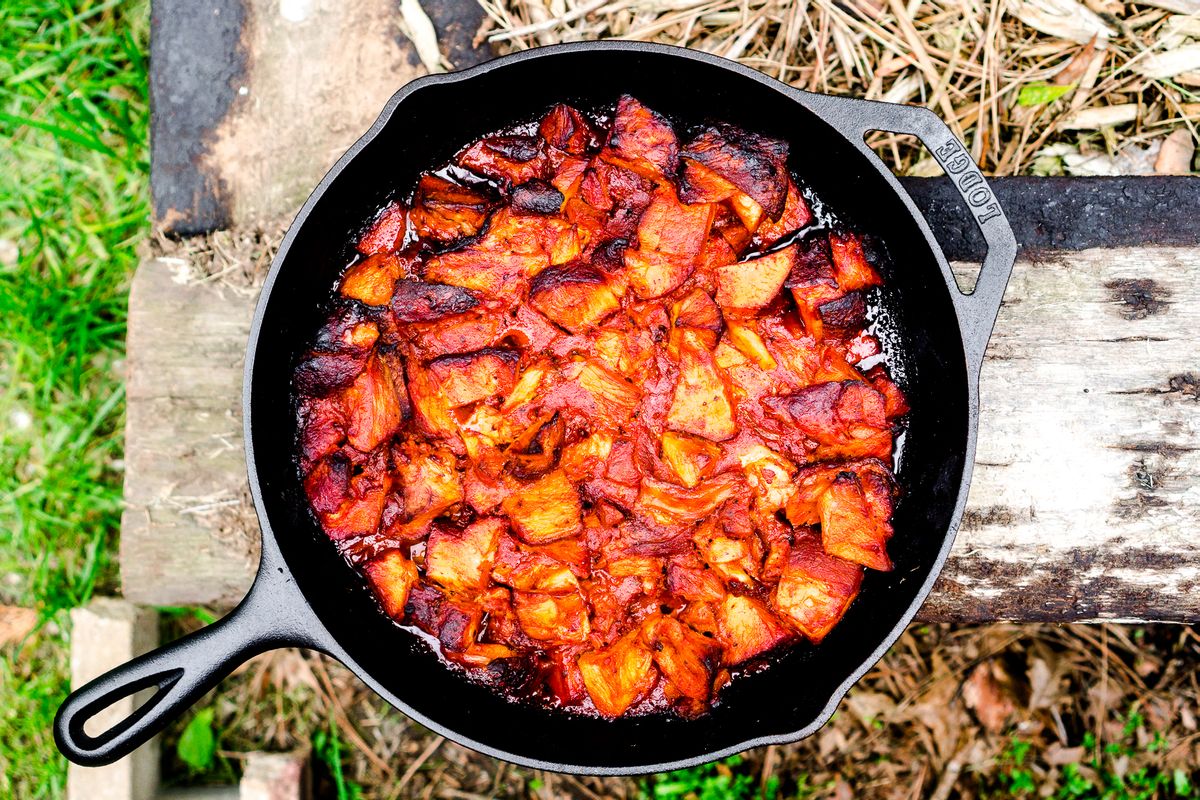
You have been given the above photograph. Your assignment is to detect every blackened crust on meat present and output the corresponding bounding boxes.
[512,179,566,215]
[428,347,521,371]
[785,232,837,289]
[592,238,629,274]
[484,135,541,163]
[390,280,479,322]
[818,291,868,329]
[529,262,607,296]
[295,350,369,395]
[682,123,789,218]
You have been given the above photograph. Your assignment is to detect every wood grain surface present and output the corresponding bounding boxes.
[121,249,1200,621]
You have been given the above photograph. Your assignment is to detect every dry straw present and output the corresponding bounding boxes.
[472,0,1200,175]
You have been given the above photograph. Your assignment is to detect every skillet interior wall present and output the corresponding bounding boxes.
[249,47,970,770]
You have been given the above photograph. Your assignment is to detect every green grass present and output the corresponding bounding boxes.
[0,1,150,796]
[993,711,1195,800]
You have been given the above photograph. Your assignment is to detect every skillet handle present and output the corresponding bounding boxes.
[811,97,1017,375]
[54,570,321,767]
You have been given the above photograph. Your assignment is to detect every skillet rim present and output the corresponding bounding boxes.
[243,39,983,775]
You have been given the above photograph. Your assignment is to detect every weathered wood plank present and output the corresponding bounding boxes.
[121,249,1200,621]
[121,260,260,606]
[151,0,430,233]
[923,249,1200,622]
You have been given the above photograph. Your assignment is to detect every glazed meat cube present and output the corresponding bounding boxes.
[660,432,721,489]
[734,443,797,512]
[362,549,419,620]
[818,291,867,330]
[567,359,641,420]
[404,356,462,447]
[389,279,478,324]
[458,134,548,186]
[626,186,714,299]
[783,458,892,528]
[308,454,391,540]
[303,456,350,516]
[357,201,407,255]
[298,394,345,468]
[671,289,722,337]
[773,533,862,642]
[396,445,463,531]
[830,230,883,291]
[491,534,581,593]
[819,470,894,571]
[341,251,405,306]
[505,413,564,480]
[682,123,789,218]
[501,470,583,545]
[408,311,503,360]
[513,591,590,643]
[575,160,653,238]
[294,311,378,396]
[865,364,909,419]
[716,243,796,312]
[424,208,579,296]
[604,95,679,178]
[637,473,740,528]
[426,517,505,593]
[407,587,484,653]
[549,155,590,200]
[650,615,721,703]
[427,348,519,409]
[409,174,490,244]
[342,352,407,452]
[667,331,736,441]
[763,380,892,461]
[666,554,728,604]
[754,179,812,248]
[786,233,842,337]
[577,628,657,717]
[546,646,589,706]
[725,321,776,370]
[539,103,601,155]
[678,158,738,204]
[717,595,791,665]
[529,264,620,333]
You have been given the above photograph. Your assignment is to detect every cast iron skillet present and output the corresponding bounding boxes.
[56,41,1015,775]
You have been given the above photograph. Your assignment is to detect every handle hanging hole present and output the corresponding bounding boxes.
[864,130,984,295]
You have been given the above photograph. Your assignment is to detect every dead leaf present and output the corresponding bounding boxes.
[1059,103,1139,129]
[1053,37,1101,86]
[1027,657,1064,710]
[1046,744,1087,765]
[833,778,854,800]
[1138,0,1200,13]
[962,661,1017,733]
[0,605,37,646]
[1182,704,1197,732]
[1155,129,1195,175]
[1010,0,1115,44]
[1134,45,1200,80]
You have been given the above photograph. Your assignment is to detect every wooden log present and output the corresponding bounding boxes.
[121,249,1200,622]
[150,0,491,234]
